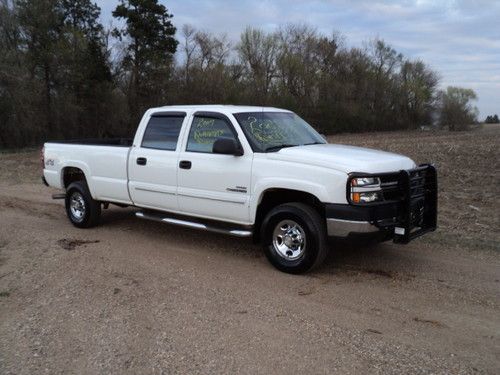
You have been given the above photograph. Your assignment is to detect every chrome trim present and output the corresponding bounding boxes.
[178,193,246,205]
[381,181,398,187]
[351,186,382,193]
[326,218,380,237]
[69,192,86,222]
[135,211,252,237]
[229,229,252,236]
[272,220,306,260]
[164,217,205,229]
[135,187,176,195]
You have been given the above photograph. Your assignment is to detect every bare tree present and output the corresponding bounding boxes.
[237,26,280,103]
[1,11,470,149]
[180,24,196,86]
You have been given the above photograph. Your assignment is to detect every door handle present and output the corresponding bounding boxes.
[136,157,147,166]
[179,160,192,169]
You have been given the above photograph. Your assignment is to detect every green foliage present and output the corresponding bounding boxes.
[485,114,499,124]
[0,0,123,147]
[112,0,177,124]
[0,3,481,148]
[399,60,439,128]
[438,86,478,130]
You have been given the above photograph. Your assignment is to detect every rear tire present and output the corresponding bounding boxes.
[65,181,101,228]
[261,202,328,274]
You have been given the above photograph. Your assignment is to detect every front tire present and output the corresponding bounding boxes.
[261,202,328,274]
[65,181,101,228]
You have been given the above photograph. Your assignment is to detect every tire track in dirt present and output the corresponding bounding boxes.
[0,195,61,219]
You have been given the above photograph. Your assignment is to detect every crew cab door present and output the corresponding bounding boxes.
[128,111,186,211]
[177,112,252,223]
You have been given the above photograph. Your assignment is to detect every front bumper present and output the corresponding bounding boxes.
[325,203,398,239]
[326,164,437,244]
[327,218,380,237]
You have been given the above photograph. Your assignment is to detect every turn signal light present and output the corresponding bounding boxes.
[349,176,382,204]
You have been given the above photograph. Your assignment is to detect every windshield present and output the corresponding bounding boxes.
[233,112,326,152]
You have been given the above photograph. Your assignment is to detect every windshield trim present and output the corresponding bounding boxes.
[232,111,326,153]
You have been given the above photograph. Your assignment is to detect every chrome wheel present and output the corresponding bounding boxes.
[272,220,306,260]
[69,192,86,222]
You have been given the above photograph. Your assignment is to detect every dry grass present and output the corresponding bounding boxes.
[0,150,40,185]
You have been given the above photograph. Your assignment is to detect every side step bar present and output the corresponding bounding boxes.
[135,211,252,237]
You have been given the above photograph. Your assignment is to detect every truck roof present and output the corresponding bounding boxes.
[151,104,292,114]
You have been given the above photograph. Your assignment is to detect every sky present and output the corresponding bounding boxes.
[96,0,500,119]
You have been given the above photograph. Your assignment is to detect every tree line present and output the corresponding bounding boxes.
[485,114,499,124]
[0,0,481,148]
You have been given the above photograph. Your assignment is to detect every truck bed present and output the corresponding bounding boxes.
[43,140,133,205]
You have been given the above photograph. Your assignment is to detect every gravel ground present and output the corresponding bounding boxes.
[0,126,499,374]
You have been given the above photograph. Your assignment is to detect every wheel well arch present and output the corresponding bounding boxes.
[253,188,325,243]
[62,166,87,189]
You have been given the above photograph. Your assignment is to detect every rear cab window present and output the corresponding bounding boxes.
[141,112,186,150]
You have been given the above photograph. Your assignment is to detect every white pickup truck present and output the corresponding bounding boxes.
[42,105,437,273]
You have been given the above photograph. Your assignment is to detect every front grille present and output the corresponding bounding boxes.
[380,174,402,202]
[378,169,432,204]
[409,170,428,199]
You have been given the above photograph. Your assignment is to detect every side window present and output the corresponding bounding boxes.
[186,116,236,153]
[141,115,184,150]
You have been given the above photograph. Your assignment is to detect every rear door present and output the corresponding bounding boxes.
[177,112,253,223]
[128,111,186,211]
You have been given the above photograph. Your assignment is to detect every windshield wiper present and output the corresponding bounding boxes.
[302,141,325,146]
[264,144,298,152]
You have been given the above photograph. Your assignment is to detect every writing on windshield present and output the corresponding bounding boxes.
[246,116,287,143]
[234,112,325,152]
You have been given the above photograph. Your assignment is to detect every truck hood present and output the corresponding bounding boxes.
[267,144,416,174]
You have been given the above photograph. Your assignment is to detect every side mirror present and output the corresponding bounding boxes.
[213,137,243,156]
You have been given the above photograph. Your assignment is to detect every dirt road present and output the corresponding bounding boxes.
[1,127,499,374]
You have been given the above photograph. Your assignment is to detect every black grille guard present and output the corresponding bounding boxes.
[347,164,438,244]
[393,164,437,244]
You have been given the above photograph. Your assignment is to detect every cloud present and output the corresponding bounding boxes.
[96,0,500,118]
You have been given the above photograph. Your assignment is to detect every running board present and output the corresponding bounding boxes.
[135,211,252,237]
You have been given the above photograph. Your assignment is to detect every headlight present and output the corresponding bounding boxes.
[351,177,380,187]
[350,177,382,203]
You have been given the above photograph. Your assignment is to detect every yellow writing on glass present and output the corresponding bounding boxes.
[195,118,215,128]
[247,116,286,143]
[194,129,225,144]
